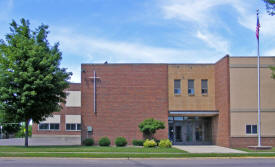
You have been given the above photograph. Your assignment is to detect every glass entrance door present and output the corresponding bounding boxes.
[185,122,193,144]
[168,117,212,145]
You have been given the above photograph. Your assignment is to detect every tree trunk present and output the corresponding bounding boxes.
[24,120,29,147]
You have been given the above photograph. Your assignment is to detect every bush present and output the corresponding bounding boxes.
[158,139,172,148]
[99,137,111,146]
[132,139,144,146]
[83,138,94,146]
[138,118,165,139]
[143,139,157,148]
[115,137,127,147]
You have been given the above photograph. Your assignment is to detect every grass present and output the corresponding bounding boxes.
[238,147,275,152]
[0,146,186,153]
[1,146,275,158]
[0,152,275,158]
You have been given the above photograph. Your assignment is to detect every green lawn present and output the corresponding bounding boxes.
[0,146,186,153]
[238,147,275,152]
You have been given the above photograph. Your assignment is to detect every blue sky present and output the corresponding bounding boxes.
[0,0,274,82]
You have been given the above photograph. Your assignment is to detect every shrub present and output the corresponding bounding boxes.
[158,139,172,148]
[132,139,144,146]
[143,139,157,148]
[138,118,165,139]
[83,138,94,146]
[115,137,127,147]
[99,137,111,146]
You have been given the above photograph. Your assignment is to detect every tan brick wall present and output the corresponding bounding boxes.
[230,57,275,111]
[231,111,275,137]
[168,64,216,111]
[81,64,168,145]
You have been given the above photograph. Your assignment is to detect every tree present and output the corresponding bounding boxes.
[263,0,275,15]
[1,123,20,138]
[0,18,72,147]
[270,66,275,79]
[138,118,165,140]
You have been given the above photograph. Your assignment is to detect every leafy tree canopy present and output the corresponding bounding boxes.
[263,0,275,15]
[0,18,72,146]
[138,118,165,139]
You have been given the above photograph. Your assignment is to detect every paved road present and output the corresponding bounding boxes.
[0,158,275,167]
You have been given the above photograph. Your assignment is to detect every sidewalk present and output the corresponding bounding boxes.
[173,145,246,153]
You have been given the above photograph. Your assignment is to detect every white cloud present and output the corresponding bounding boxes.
[196,31,229,54]
[238,13,275,38]
[161,0,245,25]
[264,49,275,56]
[49,27,210,63]
[160,0,238,54]
[48,27,224,82]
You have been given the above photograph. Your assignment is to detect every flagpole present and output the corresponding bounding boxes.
[257,9,261,147]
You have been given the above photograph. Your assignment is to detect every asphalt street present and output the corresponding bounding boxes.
[0,158,275,167]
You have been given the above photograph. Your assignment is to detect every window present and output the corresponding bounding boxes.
[201,79,208,94]
[66,123,81,131]
[50,123,59,130]
[246,125,257,134]
[39,123,49,130]
[188,80,194,95]
[174,79,181,95]
[174,117,183,121]
[39,123,59,130]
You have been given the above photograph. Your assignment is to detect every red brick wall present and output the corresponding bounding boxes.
[231,137,275,148]
[32,83,81,136]
[81,64,168,144]
[214,56,231,147]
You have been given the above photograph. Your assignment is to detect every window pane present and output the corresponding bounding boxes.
[174,117,183,121]
[201,80,208,94]
[39,123,49,130]
[174,80,181,94]
[77,124,81,130]
[201,80,208,88]
[252,125,257,134]
[50,124,59,130]
[66,124,71,130]
[188,80,194,95]
[188,80,194,88]
[71,124,76,130]
[246,125,251,134]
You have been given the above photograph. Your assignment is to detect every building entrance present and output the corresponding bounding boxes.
[168,117,212,145]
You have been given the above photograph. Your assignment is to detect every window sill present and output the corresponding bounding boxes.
[174,94,181,96]
[65,130,81,131]
[188,94,195,96]
[202,93,208,96]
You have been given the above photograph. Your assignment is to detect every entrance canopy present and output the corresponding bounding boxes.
[169,110,219,117]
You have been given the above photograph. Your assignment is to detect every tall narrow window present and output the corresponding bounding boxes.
[201,79,208,95]
[174,79,181,95]
[188,80,194,95]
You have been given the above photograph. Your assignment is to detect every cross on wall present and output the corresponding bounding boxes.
[88,70,100,113]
